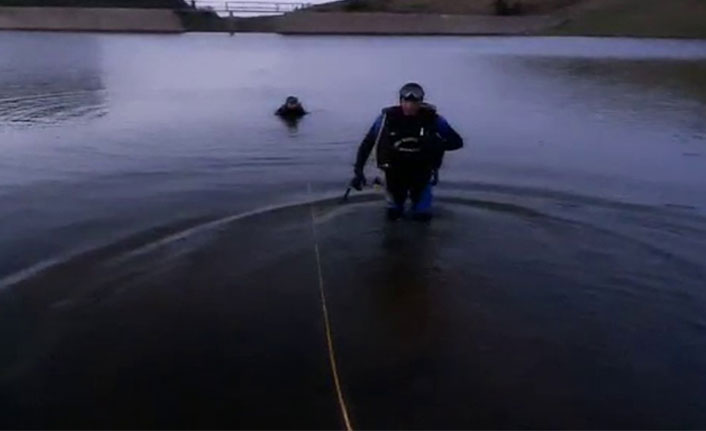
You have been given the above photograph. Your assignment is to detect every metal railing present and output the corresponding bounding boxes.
[190,0,312,14]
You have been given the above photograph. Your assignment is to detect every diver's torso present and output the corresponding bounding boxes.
[377,106,438,169]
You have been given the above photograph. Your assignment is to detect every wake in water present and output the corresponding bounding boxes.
[0,90,107,126]
[2,184,706,428]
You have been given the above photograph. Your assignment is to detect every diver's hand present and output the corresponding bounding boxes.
[350,172,367,191]
[430,169,439,186]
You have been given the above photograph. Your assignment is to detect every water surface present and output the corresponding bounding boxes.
[1,32,706,428]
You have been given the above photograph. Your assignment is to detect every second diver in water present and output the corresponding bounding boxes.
[276,96,307,119]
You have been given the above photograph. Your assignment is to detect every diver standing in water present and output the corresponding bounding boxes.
[350,83,464,221]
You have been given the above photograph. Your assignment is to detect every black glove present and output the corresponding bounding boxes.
[430,169,439,186]
[350,171,367,191]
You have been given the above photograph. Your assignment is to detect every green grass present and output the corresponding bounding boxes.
[311,0,706,38]
[551,0,706,38]
[311,0,579,15]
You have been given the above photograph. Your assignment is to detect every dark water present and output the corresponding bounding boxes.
[1,32,706,428]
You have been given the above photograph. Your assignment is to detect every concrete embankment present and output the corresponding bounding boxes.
[0,7,184,32]
[236,12,560,36]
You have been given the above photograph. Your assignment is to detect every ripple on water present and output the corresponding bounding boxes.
[0,90,107,126]
[2,188,706,428]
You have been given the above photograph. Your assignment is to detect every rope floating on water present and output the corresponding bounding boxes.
[307,182,354,431]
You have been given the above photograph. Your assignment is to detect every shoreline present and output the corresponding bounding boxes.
[0,7,705,39]
[271,12,560,36]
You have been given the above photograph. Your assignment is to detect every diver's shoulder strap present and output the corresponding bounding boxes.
[381,105,401,116]
[374,112,388,148]
[420,102,437,113]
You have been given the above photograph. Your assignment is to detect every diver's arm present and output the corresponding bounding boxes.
[435,116,463,151]
[354,115,383,174]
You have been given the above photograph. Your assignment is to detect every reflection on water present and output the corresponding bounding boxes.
[517,57,706,126]
[277,114,304,133]
[1,33,706,428]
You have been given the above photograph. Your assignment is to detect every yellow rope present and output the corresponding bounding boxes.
[307,183,354,431]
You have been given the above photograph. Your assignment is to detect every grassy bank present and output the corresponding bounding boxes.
[551,0,706,39]
[312,0,579,15]
[3,0,704,38]
[311,0,706,39]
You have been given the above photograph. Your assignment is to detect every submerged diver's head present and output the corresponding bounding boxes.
[285,96,300,109]
[399,82,424,116]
